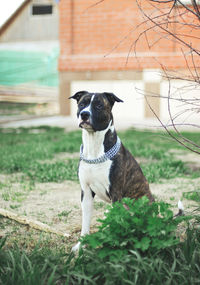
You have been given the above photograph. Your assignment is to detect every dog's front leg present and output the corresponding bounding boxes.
[72,188,95,252]
[81,188,95,236]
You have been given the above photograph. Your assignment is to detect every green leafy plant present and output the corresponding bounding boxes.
[81,197,187,261]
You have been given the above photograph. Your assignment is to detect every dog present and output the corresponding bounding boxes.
[69,91,155,251]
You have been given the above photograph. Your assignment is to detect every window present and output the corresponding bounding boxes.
[32,5,53,15]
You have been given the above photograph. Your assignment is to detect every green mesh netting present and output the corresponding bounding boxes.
[0,48,59,87]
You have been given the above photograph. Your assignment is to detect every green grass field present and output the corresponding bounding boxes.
[0,126,199,183]
[0,126,199,284]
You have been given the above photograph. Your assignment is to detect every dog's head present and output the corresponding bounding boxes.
[69,91,123,132]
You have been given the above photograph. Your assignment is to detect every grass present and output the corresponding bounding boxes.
[0,126,199,185]
[0,219,200,285]
[72,224,200,285]
[0,235,67,285]
[120,129,200,182]
[58,210,72,220]
[0,126,81,184]
[183,191,200,203]
[94,201,107,210]
[0,126,199,209]
[26,159,79,182]
[0,126,200,284]
[120,129,200,156]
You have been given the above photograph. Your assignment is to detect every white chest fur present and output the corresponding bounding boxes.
[79,160,112,203]
[79,125,113,203]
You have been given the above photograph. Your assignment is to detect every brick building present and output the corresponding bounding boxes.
[58,0,200,127]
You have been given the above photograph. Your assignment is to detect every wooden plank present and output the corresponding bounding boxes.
[0,208,69,237]
[0,85,58,103]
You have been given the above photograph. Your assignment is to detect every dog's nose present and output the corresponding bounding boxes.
[81,111,90,121]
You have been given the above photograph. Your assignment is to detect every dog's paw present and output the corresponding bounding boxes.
[72,242,81,253]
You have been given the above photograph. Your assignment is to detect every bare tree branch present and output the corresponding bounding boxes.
[86,0,200,153]
[145,96,200,154]
[137,0,200,153]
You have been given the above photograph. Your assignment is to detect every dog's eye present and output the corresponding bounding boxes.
[96,104,102,110]
[79,103,85,108]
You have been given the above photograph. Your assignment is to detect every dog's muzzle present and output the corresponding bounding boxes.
[79,111,92,130]
[81,111,90,121]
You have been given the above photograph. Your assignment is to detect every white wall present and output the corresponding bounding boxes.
[70,72,200,130]
[160,80,200,128]
[71,80,145,128]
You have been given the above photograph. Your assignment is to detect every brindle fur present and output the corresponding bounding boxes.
[109,137,154,203]
[70,91,154,203]
[70,91,155,251]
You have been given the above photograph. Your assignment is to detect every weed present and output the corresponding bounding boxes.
[40,190,48,196]
[1,183,31,203]
[141,157,188,183]
[183,191,200,202]
[10,204,20,210]
[70,228,200,285]
[66,210,198,285]
[26,159,79,182]
[0,182,6,189]
[94,201,106,210]
[58,210,72,220]
[81,197,188,261]
[2,192,10,201]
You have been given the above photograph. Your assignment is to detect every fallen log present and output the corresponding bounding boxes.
[0,208,70,237]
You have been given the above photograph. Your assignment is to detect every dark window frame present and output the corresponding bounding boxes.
[32,5,53,16]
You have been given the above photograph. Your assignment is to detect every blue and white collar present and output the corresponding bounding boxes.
[80,136,121,164]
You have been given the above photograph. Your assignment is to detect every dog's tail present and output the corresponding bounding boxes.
[174,200,184,218]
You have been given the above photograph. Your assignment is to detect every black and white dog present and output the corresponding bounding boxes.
[70,91,154,251]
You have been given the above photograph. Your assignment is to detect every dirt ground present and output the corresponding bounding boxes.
[0,151,200,248]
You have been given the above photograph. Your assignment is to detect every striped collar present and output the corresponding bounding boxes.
[80,136,121,164]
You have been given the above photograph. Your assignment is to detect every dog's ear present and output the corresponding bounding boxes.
[69,91,88,103]
[103,92,123,107]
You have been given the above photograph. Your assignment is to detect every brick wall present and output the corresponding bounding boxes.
[58,0,199,71]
